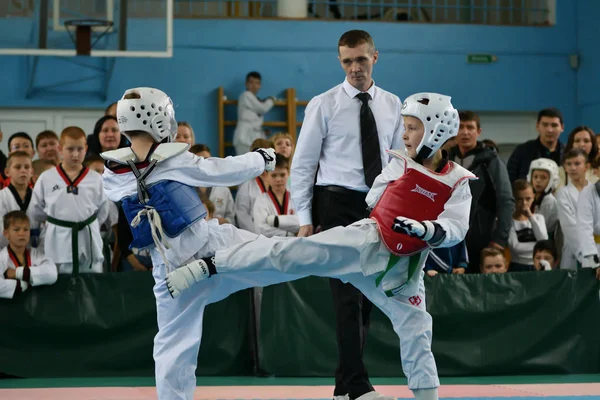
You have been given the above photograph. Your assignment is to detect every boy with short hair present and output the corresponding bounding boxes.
[532,240,557,271]
[32,159,55,185]
[0,211,57,298]
[0,152,42,249]
[28,127,109,274]
[35,130,60,165]
[233,71,276,155]
[479,247,508,274]
[7,132,35,158]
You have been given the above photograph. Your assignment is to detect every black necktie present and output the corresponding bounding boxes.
[356,92,382,188]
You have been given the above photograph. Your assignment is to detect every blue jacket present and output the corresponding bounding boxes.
[425,241,468,273]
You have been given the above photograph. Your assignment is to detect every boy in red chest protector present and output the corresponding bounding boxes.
[166,93,476,400]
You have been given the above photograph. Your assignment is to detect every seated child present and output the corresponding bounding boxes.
[0,211,57,298]
[479,247,508,274]
[532,240,557,271]
[424,240,468,276]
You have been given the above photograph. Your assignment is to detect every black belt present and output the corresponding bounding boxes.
[320,185,367,196]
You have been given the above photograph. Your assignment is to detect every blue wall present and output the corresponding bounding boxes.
[0,0,585,151]
[577,0,600,130]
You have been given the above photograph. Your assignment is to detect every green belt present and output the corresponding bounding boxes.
[375,253,421,297]
[47,214,97,275]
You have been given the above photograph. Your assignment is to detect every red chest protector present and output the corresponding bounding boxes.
[370,151,474,256]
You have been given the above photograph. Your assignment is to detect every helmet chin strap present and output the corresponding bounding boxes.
[414,146,433,164]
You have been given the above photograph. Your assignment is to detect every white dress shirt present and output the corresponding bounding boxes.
[291,79,404,226]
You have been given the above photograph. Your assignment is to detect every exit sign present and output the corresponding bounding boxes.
[467,54,498,64]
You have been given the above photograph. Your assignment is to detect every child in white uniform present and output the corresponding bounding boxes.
[29,127,109,274]
[252,154,299,237]
[0,211,57,298]
[235,138,273,232]
[555,148,592,269]
[167,93,476,400]
[233,71,275,155]
[100,87,277,400]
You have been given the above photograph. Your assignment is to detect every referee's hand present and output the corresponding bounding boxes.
[298,224,314,237]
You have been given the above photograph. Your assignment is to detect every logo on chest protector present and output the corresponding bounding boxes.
[411,184,437,202]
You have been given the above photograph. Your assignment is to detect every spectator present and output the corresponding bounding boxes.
[527,158,559,237]
[0,211,57,298]
[86,115,128,158]
[479,247,508,274]
[35,130,60,165]
[0,152,41,249]
[28,127,109,274]
[508,180,548,272]
[176,122,195,146]
[506,107,565,182]
[533,240,557,271]
[233,71,275,155]
[448,110,514,272]
[235,138,273,232]
[425,241,468,276]
[189,145,236,225]
[556,148,592,269]
[252,154,298,237]
[556,126,598,191]
[105,102,117,117]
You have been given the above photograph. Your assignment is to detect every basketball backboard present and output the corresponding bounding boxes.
[0,0,172,58]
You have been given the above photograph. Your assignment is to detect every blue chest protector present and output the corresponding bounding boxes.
[120,161,207,250]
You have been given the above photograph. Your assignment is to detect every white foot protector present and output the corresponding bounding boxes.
[413,388,438,400]
[165,259,211,298]
[354,391,396,400]
[333,395,349,400]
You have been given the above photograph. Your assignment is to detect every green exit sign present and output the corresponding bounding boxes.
[467,54,498,64]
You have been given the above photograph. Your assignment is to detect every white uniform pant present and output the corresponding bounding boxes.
[214,224,440,391]
[152,224,304,400]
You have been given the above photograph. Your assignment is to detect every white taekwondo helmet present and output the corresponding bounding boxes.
[401,92,459,159]
[527,158,560,194]
[116,87,177,143]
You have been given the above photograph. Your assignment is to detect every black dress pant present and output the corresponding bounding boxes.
[315,185,374,399]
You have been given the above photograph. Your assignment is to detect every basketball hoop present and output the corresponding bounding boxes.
[64,19,113,56]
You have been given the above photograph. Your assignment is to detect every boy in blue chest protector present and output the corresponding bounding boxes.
[101,87,277,400]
